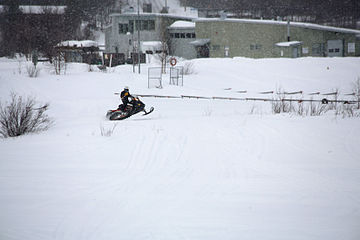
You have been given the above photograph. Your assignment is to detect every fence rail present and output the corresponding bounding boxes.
[133,94,359,104]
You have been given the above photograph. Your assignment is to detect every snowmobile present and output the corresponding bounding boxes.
[106,96,154,121]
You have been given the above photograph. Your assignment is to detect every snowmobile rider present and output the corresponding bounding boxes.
[119,86,132,111]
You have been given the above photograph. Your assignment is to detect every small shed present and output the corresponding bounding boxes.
[275,41,302,58]
[55,40,101,64]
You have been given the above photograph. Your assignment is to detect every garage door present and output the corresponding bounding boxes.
[327,40,343,57]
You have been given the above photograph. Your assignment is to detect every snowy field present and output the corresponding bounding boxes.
[0,56,360,240]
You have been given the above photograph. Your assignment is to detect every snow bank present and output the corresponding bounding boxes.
[0,56,360,240]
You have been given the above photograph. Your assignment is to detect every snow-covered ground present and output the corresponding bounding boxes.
[0,56,360,240]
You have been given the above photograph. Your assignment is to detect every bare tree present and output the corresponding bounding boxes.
[157,18,171,73]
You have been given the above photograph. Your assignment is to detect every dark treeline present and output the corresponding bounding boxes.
[183,0,360,29]
[0,0,114,57]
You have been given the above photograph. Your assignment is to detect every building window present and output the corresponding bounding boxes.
[175,33,180,38]
[184,33,196,38]
[129,20,155,32]
[170,33,175,38]
[348,43,355,53]
[148,20,155,30]
[180,33,185,38]
[129,21,134,33]
[250,44,262,50]
[119,23,129,34]
[142,20,148,30]
[135,20,141,30]
[143,3,152,13]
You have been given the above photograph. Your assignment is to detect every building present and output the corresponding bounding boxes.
[168,20,197,59]
[105,13,195,60]
[105,13,193,53]
[194,18,360,58]
[104,0,197,63]
[105,2,360,60]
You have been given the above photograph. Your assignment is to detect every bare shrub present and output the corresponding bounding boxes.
[272,87,291,114]
[271,100,282,114]
[308,101,328,116]
[271,99,329,116]
[335,104,360,118]
[26,64,40,78]
[0,93,53,138]
[183,62,196,75]
[352,77,360,109]
[53,52,66,75]
[249,104,257,114]
[326,88,340,110]
[271,89,293,114]
[297,101,305,116]
[100,123,117,137]
[272,100,296,114]
[16,55,25,74]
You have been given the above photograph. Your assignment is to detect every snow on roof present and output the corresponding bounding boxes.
[276,41,302,47]
[195,18,360,35]
[141,41,163,51]
[19,5,66,14]
[189,38,210,46]
[0,5,66,14]
[168,21,195,29]
[110,12,195,21]
[57,40,98,48]
[121,0,198,17]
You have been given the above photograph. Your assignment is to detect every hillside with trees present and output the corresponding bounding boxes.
[0,0,114,57]
[182,0,360,29]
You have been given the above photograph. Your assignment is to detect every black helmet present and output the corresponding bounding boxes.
[124,86,129,91]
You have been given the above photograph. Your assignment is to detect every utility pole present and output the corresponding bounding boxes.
[137,0,141,74]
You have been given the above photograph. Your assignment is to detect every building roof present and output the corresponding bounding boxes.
[141,41,162,52]
[120,0,198,17]
[275,41,302,47]
[168,20,195,29]
[195,18,360,35]
[189,38,210,46]
[109,12,195,21]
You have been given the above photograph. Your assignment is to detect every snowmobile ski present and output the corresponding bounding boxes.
[143,107,154,115]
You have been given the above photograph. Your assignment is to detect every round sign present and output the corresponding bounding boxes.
[170,57,177,66]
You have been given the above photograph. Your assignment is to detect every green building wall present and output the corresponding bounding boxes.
[195,20,360,58]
